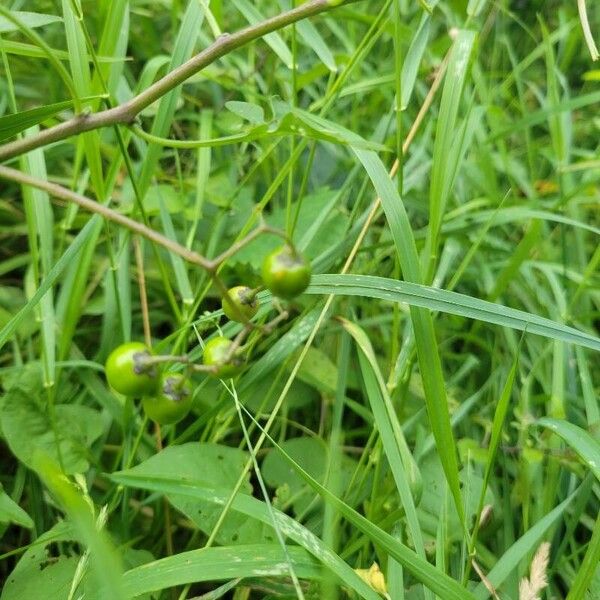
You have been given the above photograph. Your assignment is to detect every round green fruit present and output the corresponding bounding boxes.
[261,245,311,299]
[105,342,158,397]
[203,336,243,378]
[142,372,192,425]
[222,285,259,322]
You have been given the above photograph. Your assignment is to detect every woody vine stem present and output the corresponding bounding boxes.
[0,0,359,162]
[0,0,361,321]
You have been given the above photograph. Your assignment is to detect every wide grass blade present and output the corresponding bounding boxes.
[0,98,98,142]
[0,216,99,351]
[342,317,432,600]
[473,493,575,599]
[351,146,466,531]
[537,418,600,482]
[232,411,479,600]
[122,545,320,596]
[0,12,61,33]
[306,274,600,352]
[33,453,125,600]
[110,471,381,600]
[565,513,600,600]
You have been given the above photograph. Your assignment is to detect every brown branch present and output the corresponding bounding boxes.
[0,164,213,270]
[0,0,362,163]
[0,164,289,275]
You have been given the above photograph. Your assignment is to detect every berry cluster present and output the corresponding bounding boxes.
[104,245,311,424]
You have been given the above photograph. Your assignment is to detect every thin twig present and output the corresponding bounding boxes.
[0,0,361,163]
[0,164,213,269]
[0,164,289,276]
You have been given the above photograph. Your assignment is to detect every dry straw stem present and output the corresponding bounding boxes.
[0,0,361,162]
[518,542,550,600]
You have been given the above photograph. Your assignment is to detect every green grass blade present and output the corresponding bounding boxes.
[474,493,575,599]
[0,98,97,142]
[342,318,432,600]
[33,453,125,600]
[0,216,99,351]
[157,191,193,306]
[350,146,466,530]
[231,0,293,68]
[426,30,476,275]
[0,11,61,33]
[19,132,55,387]
[537,418,600,482]
[566,513,600,600]
[136,1,204,198]
[61,0,104,198]
[232,411,478,600]
[122,545,320,596]
[306,274,600,352]
[110,473,381,600]
[575,346,600,432]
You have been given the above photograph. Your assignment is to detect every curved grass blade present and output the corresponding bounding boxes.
[233,408,479,600]
[0,97,99,142]
[473,493,575,599]
[306,274,600,352]
[110,472,380,600]
[0,11,61,33]
[0,216,100,351]
[342,318,432,600]
[350,142,466,531]
[565,513,600,600]
[33,453,125,600]
[122,545,320,596]
[537,418,600,481]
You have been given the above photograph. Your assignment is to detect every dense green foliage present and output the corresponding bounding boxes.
[0,0,599,599]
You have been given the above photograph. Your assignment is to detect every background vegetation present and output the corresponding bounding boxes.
[0,0,599,598]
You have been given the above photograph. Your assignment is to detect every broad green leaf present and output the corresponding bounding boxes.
[306,274,600,352]
[226,413,479,600]
[0,547,78,600]
[261,437,370,515]
[111,467,381,599]
[0,371,103,474]
[225,100,265,124]
[114,443,266,546]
